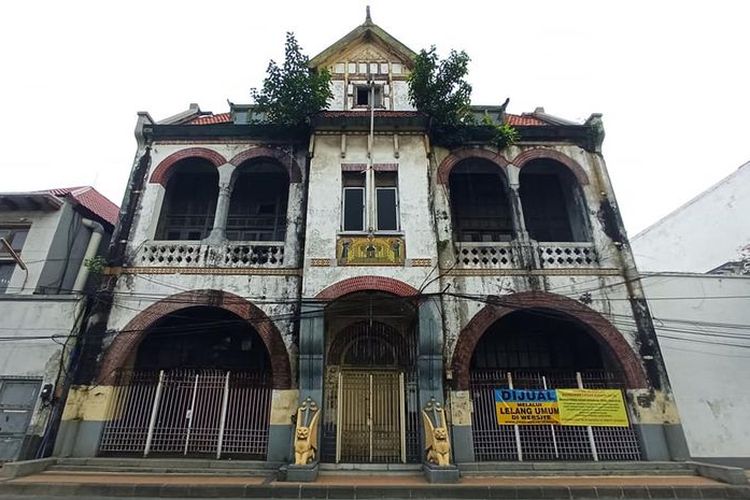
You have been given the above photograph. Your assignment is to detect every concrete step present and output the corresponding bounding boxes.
[459,461,698,477]
[55,457,278,470]
[45,465,272,476]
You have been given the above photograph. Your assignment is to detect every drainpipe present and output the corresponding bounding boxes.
[72,219,104,293]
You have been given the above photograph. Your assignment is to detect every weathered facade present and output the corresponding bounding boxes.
[55,15,689,466]
[0,186,117,462]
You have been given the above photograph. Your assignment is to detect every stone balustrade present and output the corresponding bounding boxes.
[138,241,285,268]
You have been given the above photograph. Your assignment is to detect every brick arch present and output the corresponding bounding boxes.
[450,291,648,390]
[436,147,510,185]
[97,290,292,389]
[149,148,227,186]
[511,148,590,185]
[315,276,419,301]
[229,147,302,183]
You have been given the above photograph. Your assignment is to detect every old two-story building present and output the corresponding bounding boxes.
[55,15,689,467]
[0,186,117,462]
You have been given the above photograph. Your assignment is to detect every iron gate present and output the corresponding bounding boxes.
[336,370,405,463]
[470,370,641,461]
[99,369,271,458]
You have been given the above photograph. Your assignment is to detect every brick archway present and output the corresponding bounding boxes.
[436,147,510,185]
[98,290,292,389]
[315,276,419,301]
[450,291,648,390]
[149,148,227,186]
[511,148,590,185]
[229,147,302,183]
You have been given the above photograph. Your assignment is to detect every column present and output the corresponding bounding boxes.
[207,163,235,242]
[298,303,325,454]
[505,164,529,241]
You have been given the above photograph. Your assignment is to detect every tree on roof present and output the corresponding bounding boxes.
[252,32,332,126]
[408,46,517,149]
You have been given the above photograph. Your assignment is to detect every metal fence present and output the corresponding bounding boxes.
[99,369,271,459]
[470,369,641,461]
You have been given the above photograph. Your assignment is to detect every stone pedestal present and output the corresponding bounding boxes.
[423,463,460,483]
[284,462,319,482]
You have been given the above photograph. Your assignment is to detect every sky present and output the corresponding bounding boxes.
[1,0,748,235]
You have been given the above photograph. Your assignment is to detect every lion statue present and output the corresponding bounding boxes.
[293,398,320,465]
[423,401,451,467]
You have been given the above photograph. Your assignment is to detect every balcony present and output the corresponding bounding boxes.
[137,241,285,268]
[454,241,599,270]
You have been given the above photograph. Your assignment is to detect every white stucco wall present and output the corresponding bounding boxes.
[631,161,750,273]
[642,273,750,460]
[302,133,437,296]
[0,295,81,435]
[4,209,64,294]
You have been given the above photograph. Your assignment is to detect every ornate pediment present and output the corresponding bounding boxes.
[310,11,416,71]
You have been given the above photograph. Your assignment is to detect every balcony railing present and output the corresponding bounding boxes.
[455,241,599,270]
[455,242,517,269]
[537,242,598,269]
[138,241,285,268]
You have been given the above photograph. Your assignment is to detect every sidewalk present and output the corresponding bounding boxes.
[3,470,749,499]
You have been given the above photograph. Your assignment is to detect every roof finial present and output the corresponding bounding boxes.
[365,5,372,25]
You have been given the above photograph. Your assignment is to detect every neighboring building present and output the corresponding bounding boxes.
[631,163,750,467]
[631,160,750,274]
[640,273,750,467]
[0,186,117,462]
[55,14,689,466]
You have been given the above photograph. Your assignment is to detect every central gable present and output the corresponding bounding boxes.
[310,15,416,74]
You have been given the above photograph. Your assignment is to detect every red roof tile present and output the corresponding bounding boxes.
[39,186,120,227]
[506,114,547,126]
[188,113,232,125]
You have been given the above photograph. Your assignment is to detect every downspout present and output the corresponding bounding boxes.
[72,219,104,293]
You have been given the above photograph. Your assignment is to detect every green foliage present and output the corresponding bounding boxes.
[408,46,472,128]
[83,255,106,275]
[491,122,519,149]
[251,32,332,126]
[408,47,518,150]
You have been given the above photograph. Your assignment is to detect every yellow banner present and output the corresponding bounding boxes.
[556,389,629,427]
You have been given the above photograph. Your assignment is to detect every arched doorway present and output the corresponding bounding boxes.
[467,309,641,462]
[98,307,273,459]
[320,292,420,463]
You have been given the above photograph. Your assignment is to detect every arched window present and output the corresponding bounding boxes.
[155,159,218,240]
[449,159,514,242]
[227,161,289,241]
[519,160,590,242]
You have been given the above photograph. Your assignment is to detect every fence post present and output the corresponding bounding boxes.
[144,370,165,457]
[507,372,523,461]
[577,371,599,461]
[216,371,230,459]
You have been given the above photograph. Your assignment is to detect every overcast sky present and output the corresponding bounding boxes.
[1,0,748,235]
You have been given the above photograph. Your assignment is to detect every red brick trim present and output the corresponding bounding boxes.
[511,148,590,185]
[436,147,510,185]
[97,290,292,389]
[149,148,227,186]
[229,147,302,183]
[315,276,419,301]
[451,291,648,390]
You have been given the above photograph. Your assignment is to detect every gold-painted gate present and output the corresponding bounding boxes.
[336,370,406,463]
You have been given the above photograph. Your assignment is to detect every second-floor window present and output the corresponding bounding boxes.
[342,172,365,232]
[0,226,29,293]
[156,159,218,241]
[341,170,400,232]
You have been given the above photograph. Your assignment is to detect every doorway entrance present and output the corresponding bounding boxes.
[336,370,405,463]
[321,292,419,463]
